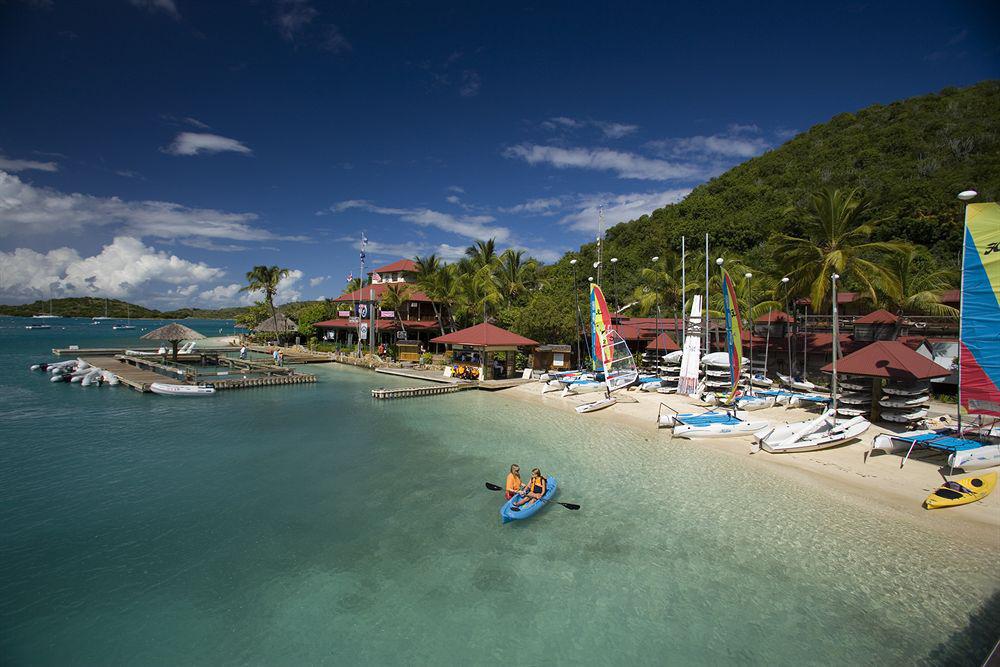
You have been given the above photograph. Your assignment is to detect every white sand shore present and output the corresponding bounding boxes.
[505,382,1000,549]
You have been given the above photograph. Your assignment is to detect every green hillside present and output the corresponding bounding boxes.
[591,81,999,283]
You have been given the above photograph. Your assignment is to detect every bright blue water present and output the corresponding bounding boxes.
[1,317,997,665]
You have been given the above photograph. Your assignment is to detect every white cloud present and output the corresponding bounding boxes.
[0,169,303,242]
[198,283,246,304]
[0,154,59,172]
[330,200,511,242]
[446,185,465,193]
[275,0,317,40]
[558,188,692,231]
[128,0,180,19]
[503,144,700,181]
[184,116,210,129]
[163,132,252,156]
[207,269,304,305]
[459,70,481,97]
[647,125,770,160]
[540,117,638,139]
[322,24,351,52]
[309,275,330,287]
[0,236,223,302]
[499,197,564,215]
[445,195,461,205]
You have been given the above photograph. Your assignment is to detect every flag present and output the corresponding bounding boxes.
[372,272,382,282]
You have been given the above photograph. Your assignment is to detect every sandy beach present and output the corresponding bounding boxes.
[505,381,1000,549]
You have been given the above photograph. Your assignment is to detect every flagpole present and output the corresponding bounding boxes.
[681,236,686,343]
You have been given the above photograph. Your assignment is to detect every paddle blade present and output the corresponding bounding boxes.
[558,502,581,510]
[485,482,503,491]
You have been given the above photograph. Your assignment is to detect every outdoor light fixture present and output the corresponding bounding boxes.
[593,261,600,268]
[651,256,659,262]
[716,257,724,266]
[569,259,577,265]
[781,277,790,284]
[610,257,618,263]
[745,272,752,279]
[958,190,978,201]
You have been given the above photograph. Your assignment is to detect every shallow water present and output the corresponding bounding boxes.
[0,317,997,665]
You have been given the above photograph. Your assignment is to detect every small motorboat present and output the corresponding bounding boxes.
[501,477,557,523]
[150,383,216,396]
[923,472,996,509]
[25,324,51,330]
[948,445,1000,471]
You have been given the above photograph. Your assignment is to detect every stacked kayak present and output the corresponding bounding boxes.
[501,477,557,524]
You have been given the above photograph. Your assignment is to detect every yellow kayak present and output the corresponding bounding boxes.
[923,472,997,509]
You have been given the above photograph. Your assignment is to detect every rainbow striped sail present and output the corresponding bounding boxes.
[590,283,613,372]
[960,202,1000,417]
[720,268,744,403]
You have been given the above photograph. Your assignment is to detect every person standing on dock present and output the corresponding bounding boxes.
[272,349,279,365]
[239,345,247,360]
[277,350,283,367]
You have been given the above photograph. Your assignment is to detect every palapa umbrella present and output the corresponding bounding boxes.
[141,322,206,361]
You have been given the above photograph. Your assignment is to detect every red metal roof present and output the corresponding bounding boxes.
[854,309,899,324]
[646,332,680,351]
[332,282,433,303]
[795,292,860,306]
[430,322,538,347]
[755,310,793,323]
[370,259,417,274]
[820,340,950,380]
[313,318,439,331]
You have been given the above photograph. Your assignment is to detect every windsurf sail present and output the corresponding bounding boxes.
[720,268,744,403]
[678,294,702,395]
[959,202,1000,417]
[590,283,612,372]
[604,329,639,392]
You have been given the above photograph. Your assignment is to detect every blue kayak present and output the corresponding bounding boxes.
[501,477,557,524]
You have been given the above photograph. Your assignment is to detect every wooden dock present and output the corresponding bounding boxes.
[371,384,476,399]
[79,355,181,392]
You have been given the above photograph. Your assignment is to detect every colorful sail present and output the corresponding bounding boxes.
[604,329,639,392]
[960,202,1000,417]
[590,283,612,372]
[720,268,744,403]
[677,294,702,395]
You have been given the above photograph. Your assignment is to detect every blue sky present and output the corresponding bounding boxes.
[1,0,997,307]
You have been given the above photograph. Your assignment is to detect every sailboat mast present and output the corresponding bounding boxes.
[704,233,709,356]
[831,273,839,414]
[681,236,686,343]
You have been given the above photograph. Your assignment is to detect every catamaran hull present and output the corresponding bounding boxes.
[948,445,1000,471]
[673,421,770,438]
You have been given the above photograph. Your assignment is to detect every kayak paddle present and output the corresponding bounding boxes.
[484,482,580,510]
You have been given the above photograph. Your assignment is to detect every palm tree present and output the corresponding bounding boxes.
[878,244,959,317]
[772,188,906,309]
[344,277,362,294]
[632,251,683,317]
[465,238,498,271]
[431,265,461,332]
[413,254,447,335]
[379,283,412,336]
[241,265,290,340]
[455,266,499,327]
[495,248,537,306]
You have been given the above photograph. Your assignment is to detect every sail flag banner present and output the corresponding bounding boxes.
[590,283,613,372]
[960,202,1000,416]
[678,294,703,395]
[720,268,744,403]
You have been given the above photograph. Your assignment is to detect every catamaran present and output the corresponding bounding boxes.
[113,304,136,330]
[755,272,871,453]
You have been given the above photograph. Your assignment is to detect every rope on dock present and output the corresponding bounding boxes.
[371,384,475,400]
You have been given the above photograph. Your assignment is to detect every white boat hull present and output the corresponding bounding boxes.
[757,413,870,453]
[673,420,770,439]
[948,445,1000,471]
[576,397,617,413]
[150,383,216,396]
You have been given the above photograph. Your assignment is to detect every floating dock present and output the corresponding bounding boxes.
[371,384,476,399]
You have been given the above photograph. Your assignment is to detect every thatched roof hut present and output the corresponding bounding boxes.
[142,322,205,360]
[254,312,297,334]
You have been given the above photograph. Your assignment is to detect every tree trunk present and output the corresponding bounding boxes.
[267,295,279,345]
[172,340,179,362]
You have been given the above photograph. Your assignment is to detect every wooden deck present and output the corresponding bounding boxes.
[372,384,476,399]
[79,355,181,392]
[374,367,462,384]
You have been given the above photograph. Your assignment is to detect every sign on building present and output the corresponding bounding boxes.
[359,323,369,339]
[358,303,369,318]
[338,310,350,317]
[380,310,394,318]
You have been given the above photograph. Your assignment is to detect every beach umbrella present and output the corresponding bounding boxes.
[141,322,205,361]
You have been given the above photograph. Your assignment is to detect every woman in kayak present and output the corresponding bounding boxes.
[513,468,546,508]
[505,465,524,500]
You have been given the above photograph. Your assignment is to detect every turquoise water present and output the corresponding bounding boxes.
[1,317,997,665]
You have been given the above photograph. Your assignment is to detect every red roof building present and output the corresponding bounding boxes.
[854,309,899,324]
[431,322,538,348]
[646,332,680,352]
[820,340,951,381]
[371,259,417,274]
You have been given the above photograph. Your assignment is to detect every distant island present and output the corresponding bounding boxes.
[0,297,273,320]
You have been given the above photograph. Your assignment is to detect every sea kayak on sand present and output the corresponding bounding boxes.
[501,477,557,524]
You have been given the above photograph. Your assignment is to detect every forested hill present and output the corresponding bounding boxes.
[596,81,999,272]
[0,297,247,319]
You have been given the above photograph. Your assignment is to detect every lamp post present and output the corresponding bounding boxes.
[745,271,753,394]
[956,189,977,430]
[651,256,660,364]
